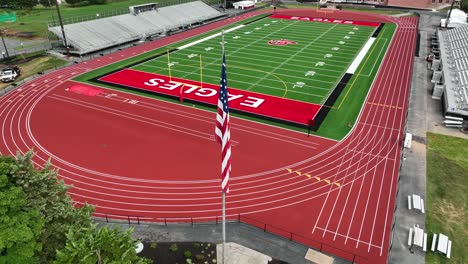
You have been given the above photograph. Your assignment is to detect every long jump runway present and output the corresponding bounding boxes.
[0,10,418,264]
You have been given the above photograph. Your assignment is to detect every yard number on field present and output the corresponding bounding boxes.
[293,82,305,88]
[315,61,325,67]
[305,71,316,77]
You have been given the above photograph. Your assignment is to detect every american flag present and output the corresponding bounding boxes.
[215,52,231,194]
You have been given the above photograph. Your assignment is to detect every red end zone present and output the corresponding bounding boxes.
[99,69,321,127]
[269,14,381,27]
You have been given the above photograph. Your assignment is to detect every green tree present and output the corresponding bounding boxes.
[0,160,44,263]
[39,0,52,7]
[54,224,151,264]
[89,0,107,4]
[11,0,37,9]
[65,0,84,7]
[461,0,468,12]
[6,152,94,262]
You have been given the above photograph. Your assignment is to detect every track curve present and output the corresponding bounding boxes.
[0,9,418,264]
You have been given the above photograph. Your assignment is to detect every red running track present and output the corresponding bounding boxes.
[0,9,418,264]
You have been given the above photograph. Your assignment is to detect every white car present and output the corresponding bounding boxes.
[0,67,20,83]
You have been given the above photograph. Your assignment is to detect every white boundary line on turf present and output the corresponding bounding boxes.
[177,25,245,50]
[346,38,375,74]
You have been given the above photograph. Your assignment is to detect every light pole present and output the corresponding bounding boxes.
[53,0,70,56]
[1,29,9,58]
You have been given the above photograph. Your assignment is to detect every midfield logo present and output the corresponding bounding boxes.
[268,39,297,46]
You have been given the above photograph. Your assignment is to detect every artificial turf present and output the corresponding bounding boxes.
[75,14,396,140]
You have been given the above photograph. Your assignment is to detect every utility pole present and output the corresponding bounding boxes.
[53,0,69,56]
[445,0,456,28]
[1,29,9,58]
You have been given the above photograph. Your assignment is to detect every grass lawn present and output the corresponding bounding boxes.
[0,54,68,90]
[426,133,468,263]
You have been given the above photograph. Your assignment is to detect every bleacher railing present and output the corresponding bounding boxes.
[94,212,368,263]
[47,0,213,28]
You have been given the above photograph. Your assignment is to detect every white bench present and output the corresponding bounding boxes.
[423,233,427,251]
[431,234,437,251]
[408,195,425,214]
[447,240,452,258]
[408,228,413,246]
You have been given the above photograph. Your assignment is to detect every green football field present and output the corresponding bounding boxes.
[132,17,376,105]
[76,14,396,140]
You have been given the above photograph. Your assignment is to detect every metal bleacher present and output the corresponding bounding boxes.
[49,1,224,55]
[438,24,468,117]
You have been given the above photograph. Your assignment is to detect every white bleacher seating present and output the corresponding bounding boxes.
[49,1,223,54]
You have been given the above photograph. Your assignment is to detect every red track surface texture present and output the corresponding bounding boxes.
[0,9,418,264]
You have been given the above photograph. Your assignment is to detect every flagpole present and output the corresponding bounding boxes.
[221,30,226,264]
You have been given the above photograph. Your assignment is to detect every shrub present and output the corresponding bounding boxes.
[150,242,157,249]
[193,242,201,249]
[169,243,178,252]
[184,250,192,259]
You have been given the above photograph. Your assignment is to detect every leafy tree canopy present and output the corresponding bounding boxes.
[7,152,94,262]
[1,152,149,263]
[54,224,151,264]
[10,0,37,9]
[0,159,44,263]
